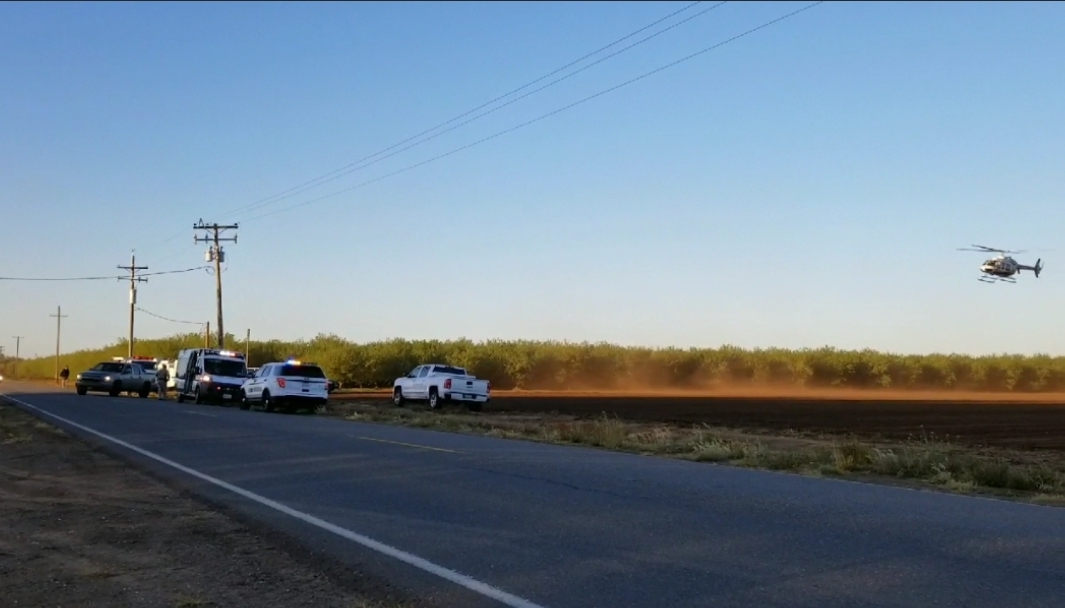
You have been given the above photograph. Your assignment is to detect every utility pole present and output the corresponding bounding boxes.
[50,306,68,383]
[118,252,148,358]
[204,321,211,348]
[245,328,250,362]
[193,220,238,349]
[12,336,24,379]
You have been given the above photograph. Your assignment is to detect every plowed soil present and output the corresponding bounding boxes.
[333,389,1065,451]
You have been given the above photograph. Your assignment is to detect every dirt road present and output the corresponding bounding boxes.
[0,400,416,608]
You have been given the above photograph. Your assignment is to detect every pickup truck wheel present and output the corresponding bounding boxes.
[392,388,405,407]
[76,386,87,396]
[428,388,441,410]
[109,381,122,397]
[139,383,150,398]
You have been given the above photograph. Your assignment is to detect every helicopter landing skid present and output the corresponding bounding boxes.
[978,275,1016,284]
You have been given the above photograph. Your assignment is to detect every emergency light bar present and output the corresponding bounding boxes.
[203,349,246,359]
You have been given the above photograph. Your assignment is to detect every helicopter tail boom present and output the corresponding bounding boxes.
[1018,258,1043,277]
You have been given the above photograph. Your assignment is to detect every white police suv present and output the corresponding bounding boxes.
[239,360,330,413]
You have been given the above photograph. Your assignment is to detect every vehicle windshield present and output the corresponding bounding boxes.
[203,358,247,377]
[92,362,125,373]
[280,364,326,378]
[136,361,157,372]
[433,365,467,375]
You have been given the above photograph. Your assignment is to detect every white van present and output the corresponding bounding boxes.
[173,348,249,405]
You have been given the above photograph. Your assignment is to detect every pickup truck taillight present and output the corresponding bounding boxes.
[277,378,287,388]
[444,378,452,389]
[487,381,491,393]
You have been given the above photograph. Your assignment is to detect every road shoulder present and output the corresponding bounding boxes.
[0,399,418,608]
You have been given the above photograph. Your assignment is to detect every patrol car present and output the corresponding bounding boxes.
[240,360,330,413]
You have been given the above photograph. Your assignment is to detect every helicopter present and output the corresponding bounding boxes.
[957,244,1043,284]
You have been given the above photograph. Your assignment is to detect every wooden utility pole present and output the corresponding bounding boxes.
[194,220,238,349]
[50,306,68,383]
[118,253,148,358]
[204,321,211,348]
[245,328,250,362]
[11,335,24,379]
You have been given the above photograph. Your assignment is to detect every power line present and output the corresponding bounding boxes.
[133,1,711,255]
[223,1,728,220]
[240,1,826,225]
[134,306,205,326]
[140,266,211,277]
[0,274,122,282]
[0,266,208,282]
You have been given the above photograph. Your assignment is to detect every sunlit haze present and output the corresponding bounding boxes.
[2,1,1063,357]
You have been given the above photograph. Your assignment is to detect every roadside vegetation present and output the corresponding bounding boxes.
[328,400,1065,505]
[7,332,1065,393]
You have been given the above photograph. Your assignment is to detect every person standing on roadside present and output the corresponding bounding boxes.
[155,363,170,400]
[59,366,70,388]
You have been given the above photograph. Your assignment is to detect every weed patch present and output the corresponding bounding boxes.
[327,401,1065,504]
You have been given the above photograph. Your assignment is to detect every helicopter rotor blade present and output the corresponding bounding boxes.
[958,244,1028,254]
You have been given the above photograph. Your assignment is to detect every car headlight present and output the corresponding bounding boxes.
[105,376,112,381]
[200,374,212,383]
[76,374,82,380]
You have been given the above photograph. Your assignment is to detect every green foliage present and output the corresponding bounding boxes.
[8,333,1065,392]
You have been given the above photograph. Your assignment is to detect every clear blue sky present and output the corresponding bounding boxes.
[2,1,1063,358]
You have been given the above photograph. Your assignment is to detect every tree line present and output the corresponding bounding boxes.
[4,332,1065,392]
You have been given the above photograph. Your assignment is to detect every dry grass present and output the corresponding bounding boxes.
[329,401,1065,503]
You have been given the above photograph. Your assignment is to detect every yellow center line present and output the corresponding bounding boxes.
[353,436,462,454]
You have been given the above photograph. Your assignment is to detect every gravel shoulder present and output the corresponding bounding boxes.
[0,400,418,608]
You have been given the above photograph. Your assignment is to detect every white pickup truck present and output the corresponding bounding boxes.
[392,364,490,411]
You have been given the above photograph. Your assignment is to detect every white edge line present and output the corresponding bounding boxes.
[1,393,547,608]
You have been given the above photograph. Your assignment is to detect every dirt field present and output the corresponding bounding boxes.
[0,400,417,608]
[333,389,1065,451]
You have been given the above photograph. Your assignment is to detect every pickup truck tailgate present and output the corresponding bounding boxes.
[447,377,489,397]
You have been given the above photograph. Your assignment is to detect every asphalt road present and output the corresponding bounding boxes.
[4,382,1065,608]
